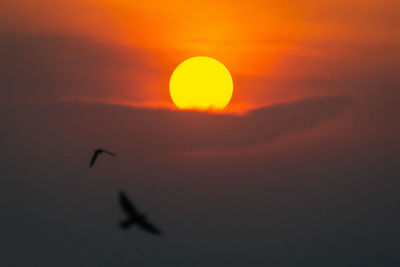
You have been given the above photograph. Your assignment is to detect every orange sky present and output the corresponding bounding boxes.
[1,3,400,263]
[1,0,399,110]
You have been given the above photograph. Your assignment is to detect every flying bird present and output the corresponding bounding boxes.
[118,191,162,235]
[89,148,116,167]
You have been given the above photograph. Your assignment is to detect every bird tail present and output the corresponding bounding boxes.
[119,219,135,229]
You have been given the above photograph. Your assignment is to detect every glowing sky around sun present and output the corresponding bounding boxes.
[0,0,398,110]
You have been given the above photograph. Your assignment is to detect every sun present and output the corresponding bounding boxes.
[169,56,233,110]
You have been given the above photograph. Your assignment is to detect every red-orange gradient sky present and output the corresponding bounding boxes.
[1,1,400,266]
[1,0,399,110]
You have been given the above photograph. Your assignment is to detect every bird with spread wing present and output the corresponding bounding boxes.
[89,148,116,167]
[118,191,162,235]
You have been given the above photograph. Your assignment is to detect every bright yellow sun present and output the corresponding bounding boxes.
[169,56,233,110]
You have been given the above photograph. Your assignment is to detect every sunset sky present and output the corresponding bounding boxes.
[1,0,399,266]
[2,0,399,107]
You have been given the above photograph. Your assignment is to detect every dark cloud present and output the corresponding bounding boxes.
[0,95,352,154]
[0,95,399,267]
[0,33,161,103]
[1,95,400,267]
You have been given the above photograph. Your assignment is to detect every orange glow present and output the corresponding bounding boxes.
[1,0,398,110]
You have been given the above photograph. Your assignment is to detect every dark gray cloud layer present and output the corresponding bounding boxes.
[1,95,400,266]
[1,95,352,153]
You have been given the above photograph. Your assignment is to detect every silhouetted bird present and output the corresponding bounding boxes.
[89,148,116,167]
[118,191,162,235]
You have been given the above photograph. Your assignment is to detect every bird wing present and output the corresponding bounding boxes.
[89,151,99,167]
[103,150,116,157]
[138,219,162,235]
[119,191,138,216]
